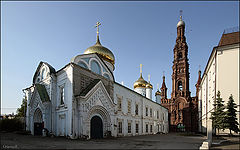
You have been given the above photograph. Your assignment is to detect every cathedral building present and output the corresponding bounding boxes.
[159,14,199,132]
[23,22,169,139]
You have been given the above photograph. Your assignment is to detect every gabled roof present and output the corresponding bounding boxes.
[218,31,239,47]
[35,84,50,102]
[79,79,101,97]
[32,61,56,83]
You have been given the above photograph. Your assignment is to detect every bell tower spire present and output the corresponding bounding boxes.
[171,10,190,100]
[161,72,168,101]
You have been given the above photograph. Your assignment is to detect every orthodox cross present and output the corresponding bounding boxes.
[95,21,101,36]
[163,71,165,77]
[157,83,159,90]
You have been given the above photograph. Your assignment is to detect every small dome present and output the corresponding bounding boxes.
[84,36,115,65]
[134,74,148,89]
[155,90,161,96]
[146,82,153,89]
[177,20,185,27]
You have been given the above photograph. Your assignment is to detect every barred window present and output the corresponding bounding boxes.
[146,107,148,116]
[150,125,153,133]
[128,122,131,133]
[136,123,139,133]
[135,104,139,116]
[118,122,122,134]
[118,97,122,111]
[146,124,148,133]
[157,111,159,119]
[128,101,131,114]
[150,108,152,117]
[60,87,64,105]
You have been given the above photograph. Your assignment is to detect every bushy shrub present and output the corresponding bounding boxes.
[0,118,24,132]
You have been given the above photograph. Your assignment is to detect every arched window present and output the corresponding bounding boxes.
[78,61,88,69]
[178,81,183,91]
[91,60,101,75]
[178,52,182,59]
[41,68,46,80]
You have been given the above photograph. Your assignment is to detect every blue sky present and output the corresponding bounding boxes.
[1,1,239,114]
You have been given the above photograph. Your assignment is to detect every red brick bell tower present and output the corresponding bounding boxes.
[159,11,199,132]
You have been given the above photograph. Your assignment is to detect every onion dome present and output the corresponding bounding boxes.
[146,82,153,89]
[84,22,115,65]
[155,90,161,96]
[84,36,115,65]
[134,73,148,89]
[177,14,185,27]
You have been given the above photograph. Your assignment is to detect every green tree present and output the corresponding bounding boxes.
[225,94,240,135]
[16,98,27,117]
[211,91,226,135]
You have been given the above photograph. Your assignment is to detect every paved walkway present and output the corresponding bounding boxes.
[211,136,240,149]
[1,132,206,149]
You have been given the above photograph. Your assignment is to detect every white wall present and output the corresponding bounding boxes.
[55,65,73,136]
[114,83,168,137]
[199,43,240,134]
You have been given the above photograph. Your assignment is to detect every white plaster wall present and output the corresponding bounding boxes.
[114,83,168,137]
[200,44,240,134]
[216,45,240,133]
[134,87,146,97]
[146,88,152,100]
[55,65,73,136]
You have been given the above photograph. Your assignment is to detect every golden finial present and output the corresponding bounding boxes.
[180,10,183,21]
[140,64,142,74]
[148,74,151,82]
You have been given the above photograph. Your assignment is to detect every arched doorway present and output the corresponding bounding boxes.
[90,116,103,139]
[33,108,43,135]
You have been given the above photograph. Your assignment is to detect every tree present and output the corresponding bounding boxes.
[211,91,226,135]
[16,98,27,117]
[225,94,240,135]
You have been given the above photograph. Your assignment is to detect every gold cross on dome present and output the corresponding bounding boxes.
[140,64,142,74]
[95,21,101,35]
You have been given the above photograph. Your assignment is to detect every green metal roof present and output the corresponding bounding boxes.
[35,84,50,102]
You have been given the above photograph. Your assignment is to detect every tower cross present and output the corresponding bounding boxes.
[140,64,142,74]
[95,21,101,36]
[180,10,183,20]
[148,74,151,82]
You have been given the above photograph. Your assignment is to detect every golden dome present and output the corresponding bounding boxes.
[146,82,153,89]
[155,90,161,96]
[84,36,115,65]
[134,73,148,89]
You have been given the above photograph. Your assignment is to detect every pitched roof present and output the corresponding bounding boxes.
[35,84,50,102]
[79,79,101,97]
[218,31,239,47]
[33,61,56,83]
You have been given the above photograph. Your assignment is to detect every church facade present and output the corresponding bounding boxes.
[23,22,169,139]
[159,15,199,132]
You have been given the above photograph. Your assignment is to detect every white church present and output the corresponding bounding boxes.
[23,22,169,139]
